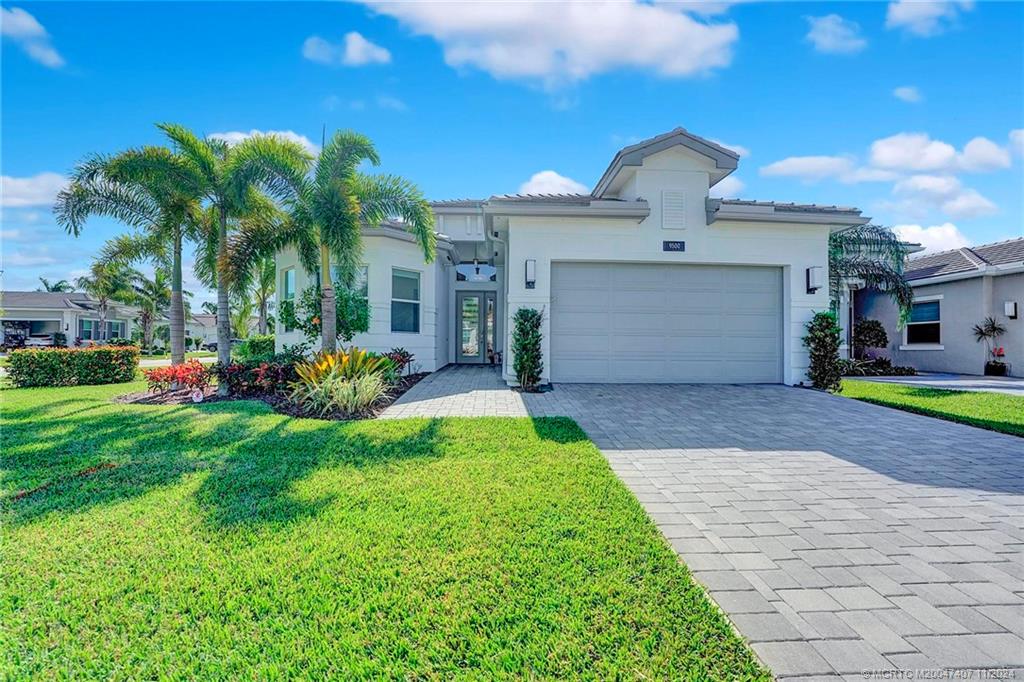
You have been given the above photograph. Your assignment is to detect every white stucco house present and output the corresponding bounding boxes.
[0,291,137,347]
[275,127,871,385]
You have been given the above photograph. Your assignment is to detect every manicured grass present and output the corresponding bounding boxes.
[1,383,768,679]
[842,379,1024,437]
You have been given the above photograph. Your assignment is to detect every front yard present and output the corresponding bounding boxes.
[1,382,768,679]
[842,378,1024,437]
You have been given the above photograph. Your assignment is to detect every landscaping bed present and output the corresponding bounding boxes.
[842,379,1024,437]
[1,381,769,679]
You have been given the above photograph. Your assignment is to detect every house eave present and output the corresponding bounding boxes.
[906,262,1024,287]
[483,199,650,221]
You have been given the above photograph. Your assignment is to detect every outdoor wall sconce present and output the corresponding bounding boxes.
[525,259,536,290]
[1006,301,1018,319]
[806,266,824,294]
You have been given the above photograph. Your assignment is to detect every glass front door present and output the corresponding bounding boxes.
[456,291,496,363]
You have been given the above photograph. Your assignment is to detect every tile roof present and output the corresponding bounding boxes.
[718,199,862,215]
[0,291,99,310]
[905,237,1024,281]
[487,193,597,204]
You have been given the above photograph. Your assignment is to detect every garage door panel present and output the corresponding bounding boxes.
[551,263,782,383]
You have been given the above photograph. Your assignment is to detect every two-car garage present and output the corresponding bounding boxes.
[549,262,783,383]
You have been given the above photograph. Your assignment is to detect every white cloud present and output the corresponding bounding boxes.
[805,14,867,54]
[709,175,745,198]
[893,85,922,102]
[892,174,997,219]
[375,95,407,111]
[1,172,68,208]
[0,6,64,68]
[893,222,971,254]
[208,129,319,155]
[760,155,854,182]
[518,170,589,195]
[709,138,750,157]
[1010,129,1024,157]
[885,0,974,37]
[870,132,958,172]
[361,1,738,87]
[302,32,391,66]
[958,136,1012,172]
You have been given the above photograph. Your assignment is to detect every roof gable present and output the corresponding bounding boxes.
[904,237,1024,281]
[593,127,740,198]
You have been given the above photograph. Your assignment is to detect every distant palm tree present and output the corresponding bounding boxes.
[233,130,434,352]
[200,301,219,315]
[829,224,914,326]
[127,124,310,394]
[127,269,172,349]
[55,147,199,365]
[74,261,136,342]
[37,277,74,293]
[248,256,275,335]
[231,296,255,339]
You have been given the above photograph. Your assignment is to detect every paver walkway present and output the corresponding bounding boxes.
[861,372,1024,396]
[383,367,1024,677]
[381,365,527,418]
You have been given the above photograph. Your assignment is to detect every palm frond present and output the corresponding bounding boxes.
[831,255,915,326]
[355,173,436,262]
[54,172,161,236]
[315,131,379,197]
[224,134,312,208]
[98,232,170,270]
[157,122,218,185]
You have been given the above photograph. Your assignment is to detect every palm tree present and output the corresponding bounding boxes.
[231,295,255,339]
[125,124,310,394]
[829,224,915,326]
[249,256,275,334]
[128,269,172,350]
[55,149,199,365]
[74,261,136,342]
[37,277,74,293]
[200,301,218,315]
[234,130,435,352]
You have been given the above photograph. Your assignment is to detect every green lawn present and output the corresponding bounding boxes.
[1,382,767,679]
[842,379,1024,437]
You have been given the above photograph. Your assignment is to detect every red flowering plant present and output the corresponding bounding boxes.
[992,346,1005,358]
[143,359,212,393]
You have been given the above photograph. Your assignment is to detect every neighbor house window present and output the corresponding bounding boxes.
[282,268,295,332]
[77,319,123,341]
[391,269,420,333]
[106,321,125,339]
[906,300,941,345]
[331,265,369,299]
[78,319,95,340]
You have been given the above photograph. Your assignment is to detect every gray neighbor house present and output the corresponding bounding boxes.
[855,237,1023,377]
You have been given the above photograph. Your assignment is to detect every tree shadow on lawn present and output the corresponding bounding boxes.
[2,399,449,527]
[856,386,1024,438]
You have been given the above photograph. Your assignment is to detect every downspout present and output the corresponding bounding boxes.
[491,228,510,382]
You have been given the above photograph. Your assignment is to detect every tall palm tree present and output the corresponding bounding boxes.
[74,261,136,342]
[128,269,172,350]
[55,149,199,365]
[829,224,915,326]
[234,130,435,352]
[230,295,255,339]
[123,124,310,394]
[38,277,74,292]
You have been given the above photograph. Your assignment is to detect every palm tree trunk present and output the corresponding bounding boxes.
[143,314,153,349]
[169,229,186,365]
[99,301,107,344]
[216,207,232,395]
[319,242,337,353]
[258,298,268,335]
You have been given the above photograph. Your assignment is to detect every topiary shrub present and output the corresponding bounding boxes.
[512,307,544,391]
[852,318,889,359]
[803,311,842,392]
[7,346,139,387]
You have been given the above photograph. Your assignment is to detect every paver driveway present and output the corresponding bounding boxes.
[385,368,1024,677]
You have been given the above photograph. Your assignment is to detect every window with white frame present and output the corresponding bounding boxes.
[391,269,420,333]
[77,319,124,341]
[906,300,941,345]
[331,264,369,299]
[282,268,295,332]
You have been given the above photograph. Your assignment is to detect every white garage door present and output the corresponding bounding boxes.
[550,263,782,383]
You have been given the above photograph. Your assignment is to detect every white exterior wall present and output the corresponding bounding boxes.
[275,233,449,372]
[503,146,833,385]
[0,307,135,343]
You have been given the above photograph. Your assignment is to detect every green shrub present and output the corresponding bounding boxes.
[803,311,842,392]
[7,346,139,387]
[235,334,275,363]
[512,307,544,391]
[279,284,369,344]
[839,357,917,377]
[852,319,888,358]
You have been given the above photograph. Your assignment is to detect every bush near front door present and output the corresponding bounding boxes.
[803,311,842,392]
[513,307,544,391]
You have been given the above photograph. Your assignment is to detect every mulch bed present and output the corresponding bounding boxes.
[114,372,430,421]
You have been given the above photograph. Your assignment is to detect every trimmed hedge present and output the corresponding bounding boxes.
[7,346,140,387]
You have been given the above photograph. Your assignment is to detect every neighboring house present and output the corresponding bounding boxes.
[855,238,1023,377]
[186,314,260,346]
[276,127,871,384]
[0,291,137,347]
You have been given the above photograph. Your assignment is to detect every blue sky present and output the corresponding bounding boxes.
[2,1,1022,303]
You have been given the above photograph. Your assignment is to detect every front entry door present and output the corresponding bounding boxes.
[456,291,496,364]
